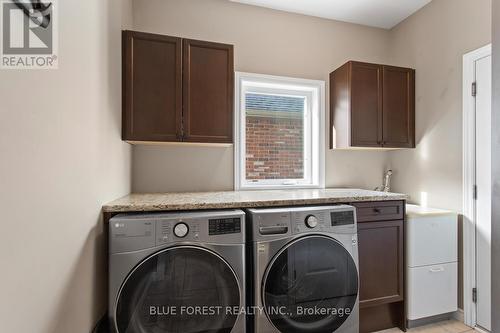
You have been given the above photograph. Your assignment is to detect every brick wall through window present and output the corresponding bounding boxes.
[246,114,304,180]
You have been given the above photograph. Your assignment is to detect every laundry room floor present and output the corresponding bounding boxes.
[376,320,474,333]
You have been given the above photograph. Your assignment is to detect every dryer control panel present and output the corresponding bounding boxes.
[292,206,356,234]
[247,205,357,242]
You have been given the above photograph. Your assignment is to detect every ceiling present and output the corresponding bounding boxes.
[229,0,432,29]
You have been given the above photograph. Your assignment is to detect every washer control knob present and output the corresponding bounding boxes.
[174,222,189,238]
[305,215,319,228]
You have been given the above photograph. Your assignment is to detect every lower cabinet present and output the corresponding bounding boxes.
[353,201,406,333]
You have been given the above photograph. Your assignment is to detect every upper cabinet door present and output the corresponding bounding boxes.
[330,61,415,150]
[122,31,182,142]
[350,62,383,147]
[182,39,234,143]
[382,66,415,148]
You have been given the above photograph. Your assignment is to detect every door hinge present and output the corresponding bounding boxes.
[472,287,477,303]
[473,185,478,200]
[472,82,477,97]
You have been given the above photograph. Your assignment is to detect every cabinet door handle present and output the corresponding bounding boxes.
[429,267,445,273]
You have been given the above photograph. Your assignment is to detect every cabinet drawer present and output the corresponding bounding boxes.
[352,201,404,222]
[407,213,458,267]
[407,262,457,320]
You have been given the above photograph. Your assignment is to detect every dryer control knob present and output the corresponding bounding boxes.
[305,215,319,228]
[174,222,189,238]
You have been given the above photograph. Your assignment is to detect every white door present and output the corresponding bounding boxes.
[475,54,491,332]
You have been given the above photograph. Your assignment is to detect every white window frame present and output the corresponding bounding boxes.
[234,72,325,190]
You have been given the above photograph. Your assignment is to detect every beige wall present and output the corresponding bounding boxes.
[386,0,492,212]
[0,0,132,332]
[131,0,493,209]
[131,0,392,193]
[0,1,492,331]
[386,0,491,310]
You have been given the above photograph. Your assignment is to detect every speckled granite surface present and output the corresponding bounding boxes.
[103,188,408,213]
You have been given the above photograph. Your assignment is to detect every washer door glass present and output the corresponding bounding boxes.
[263,236,358,333]
[115,246,240,333]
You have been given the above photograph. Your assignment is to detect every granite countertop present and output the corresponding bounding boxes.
[103,188,408,213]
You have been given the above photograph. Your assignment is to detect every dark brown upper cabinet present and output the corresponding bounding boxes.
[182,39,234,143]
[382,65,415,148]
[122,31,182,142]
[330,61,415,149]
[122,31,234,144]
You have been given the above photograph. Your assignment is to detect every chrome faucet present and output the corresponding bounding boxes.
[375,170,393,192]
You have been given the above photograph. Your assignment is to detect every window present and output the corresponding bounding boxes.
[235,72,325,190]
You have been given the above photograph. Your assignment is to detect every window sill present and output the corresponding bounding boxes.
[236,184,325,191]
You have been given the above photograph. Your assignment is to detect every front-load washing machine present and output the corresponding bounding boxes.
[247,205,359,333]
[109,210,246,333]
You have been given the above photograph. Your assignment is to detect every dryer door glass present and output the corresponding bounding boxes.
[115,246,240,333]
[263,236,358,333]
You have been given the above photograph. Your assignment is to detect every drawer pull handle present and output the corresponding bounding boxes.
[373,208,381,214]
[429,267,445,273]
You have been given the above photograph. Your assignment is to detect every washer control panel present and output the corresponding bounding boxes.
[154,210,244,245]
[109,210,245,254]
[209,217,241,235]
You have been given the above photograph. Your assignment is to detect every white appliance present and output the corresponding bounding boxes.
[406,204,458,321]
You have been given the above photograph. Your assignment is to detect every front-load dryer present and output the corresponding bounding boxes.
[247,205,359,333]
[109,210,246,333]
